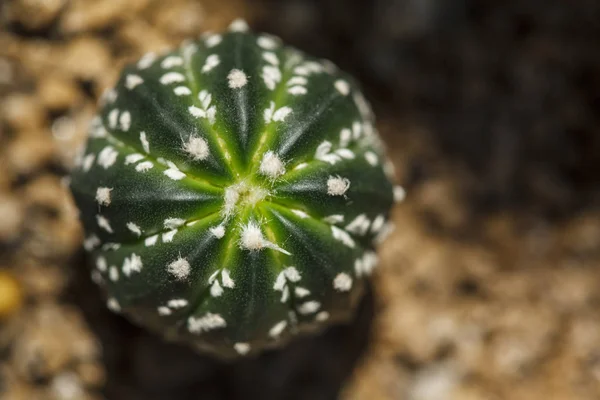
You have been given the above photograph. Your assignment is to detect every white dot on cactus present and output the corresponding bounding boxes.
[364,151,379,166]
[95,257,107,272]
[137,52,156,69]
[97,146,118,169]
[108,109,119,129]
[259,150,285,178]
[162,229,178,243]
[168,299,188,308]
[273,271,286,291]
[144,234,158,247]
[334,80,350,95]
[174,86,192,96]
[257,35,278,50]
[210,225,226,239]
[188,105,205,118]
[95,187,112,206]
[323,214,344,224]
[164,218,186,229]
[202,54,220,73]
[183,136,210,160]
[240,221,266,251]
[122,253,143,276]
[160,72,185,85]
[394,186,406,203]
[345,214,370,235]
[315,311,330,322]
[287,76,308,86]
[221,269,235,288]
[205,34,222,48]
[82,154,95,172]
[229,18,249,32]
[126,222,142,236]
[138,131,150,153]
[101,242,120,251]
[293,162,308,170]
[125,74,144,90]
[125,153,143,165]
[287,86,307,95]
[284,266,301,282]
[374,222,395,244]
[135,161,153,172]
[109,266,119,282]
[227,68,248,88]
[96,215,113,233]
[161,56,183,69]
[234,343,251,355]
[294,287,310,298]
[297,301,321,315]
[331,226,356,248]
[269,320,287,338]
[167,256,191,280]
[370,214,386,233]
[83,235,100,251]
[291,209,308,219]
[240,221,291,255]
[280,285,290,303]
[164,166,186,180]
[210,280,223,297]
[158,306,171,316]
[262,52,279,65]
[188,313,226,333]
[327,175,350,196]
[272,106,291,122]
[262,65,281,90]
[333,273,353,292]
[107,298,121,312]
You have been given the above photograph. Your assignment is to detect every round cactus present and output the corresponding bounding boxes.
[69,20,401,358]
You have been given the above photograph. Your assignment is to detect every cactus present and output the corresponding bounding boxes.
[69,20,401,358]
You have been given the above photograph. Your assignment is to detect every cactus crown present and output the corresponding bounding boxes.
[69,20,399,358]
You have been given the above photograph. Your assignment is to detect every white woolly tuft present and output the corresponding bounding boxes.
[95,187,112,206]
[234,343,251,355]
[227,69,248,88]
[334,79,350,95]
[298,301,321,315]
[188,313,226,333]
[125,74,144,90]
[122,253,143,276]
[229,18,249,32]
[327,175,350,196]
[126,222,142,236]
[240,221,291,255]
[269,320,287,338]
[164,218,185,229]
[259,151,285,178]
[394,186,406,203]
[333,273,353,292]
[210,225,226,239]
[167,257,191,280]
[96,215,113,233]
[183,136,210,160]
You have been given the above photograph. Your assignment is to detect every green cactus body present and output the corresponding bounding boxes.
[70,20,400,358]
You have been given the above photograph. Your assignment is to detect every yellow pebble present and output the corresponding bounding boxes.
[0,270,23,318]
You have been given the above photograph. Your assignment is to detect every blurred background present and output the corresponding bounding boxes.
[1,0,600,399]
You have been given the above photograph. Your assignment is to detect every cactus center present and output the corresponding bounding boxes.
[223,180,269,217]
